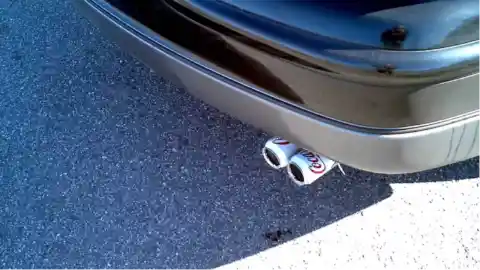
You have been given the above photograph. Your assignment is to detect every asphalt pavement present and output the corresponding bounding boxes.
[0,0,479,269]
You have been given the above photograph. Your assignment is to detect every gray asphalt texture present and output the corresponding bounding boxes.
[0,0,479,269]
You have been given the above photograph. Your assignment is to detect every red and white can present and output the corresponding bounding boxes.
[287,150,337,186]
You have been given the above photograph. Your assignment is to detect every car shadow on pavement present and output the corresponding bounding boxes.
[71,64,394,268]
[106,140,395,269]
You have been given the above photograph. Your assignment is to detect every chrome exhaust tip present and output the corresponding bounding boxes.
[262,137,298,169]
[287,150,341,186]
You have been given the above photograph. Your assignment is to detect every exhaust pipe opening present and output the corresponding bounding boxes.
[263,148,281,168]
[287,150,340,186]
[262,137,298,169]
[288,163,304,183]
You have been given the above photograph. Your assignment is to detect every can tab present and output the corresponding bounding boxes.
[334,163,346,176]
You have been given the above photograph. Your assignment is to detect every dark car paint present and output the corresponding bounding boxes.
[76,0,479,173]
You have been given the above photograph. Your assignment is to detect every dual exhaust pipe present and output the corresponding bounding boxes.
[262,137,344,186]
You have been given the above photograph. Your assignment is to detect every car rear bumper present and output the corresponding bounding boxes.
[76,0,479,174]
